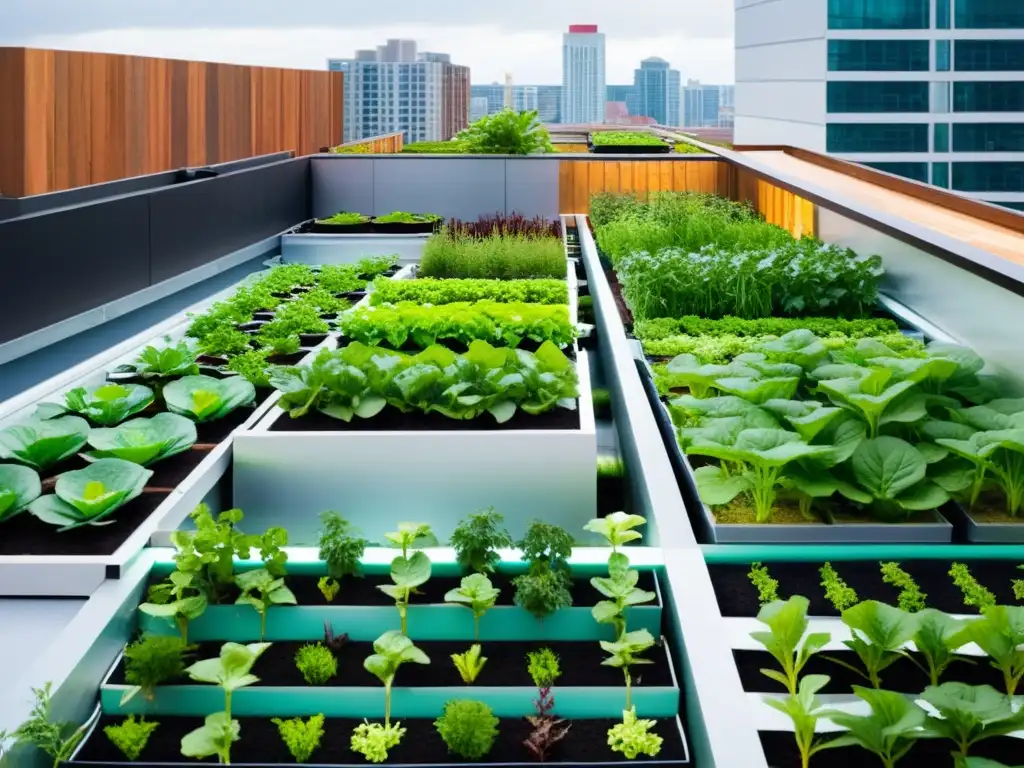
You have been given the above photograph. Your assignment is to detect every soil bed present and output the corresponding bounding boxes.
[75,715,687,765]
[708,560,1023,618]
[269,405,581,432]
[109,639,672,689]
[961,491,1023,524]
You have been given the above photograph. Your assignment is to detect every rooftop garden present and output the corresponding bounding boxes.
[402,110,553,156]
[591,132,667,148]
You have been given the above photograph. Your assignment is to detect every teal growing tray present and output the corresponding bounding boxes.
[99,641,680,719]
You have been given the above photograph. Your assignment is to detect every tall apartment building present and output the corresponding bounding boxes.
[735,0,1024,210]
[562,24,607,123]
[633,57,682,125]
[329,40,469,144]
[469,84,563,123]
[684,80,733,127]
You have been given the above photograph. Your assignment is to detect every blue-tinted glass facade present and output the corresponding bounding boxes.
[935,40,951,72]
[826,123,928,152]
[936,0,951,28]
[827,40,929,71]
[934,123,949,152]
[863,162,930,182]
[932,163,950,188]
[955,0,1024,29]
[827,82,929,112]
[999,202,1024,212]
[954,82,1024,112]
[955,41,1024,71]
[953,162,1024,192]
[953,123,1024,152]
[828,0,929,29]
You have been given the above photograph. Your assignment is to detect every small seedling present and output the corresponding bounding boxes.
[951,605,1024,696]
[295,643,338,685]
[445,573,500,640]
[318,576,340,603]
[750,595,830,696]
[434,700,499,760]
[451,644,488,684]
[186,641,270,719]
[527,647,562,690]
[764,674,834,768]
[121,634,192,705]
[825,601,918,689]
[921,682,1024,758]
[8,683,88,768]
[104,716,158,762]
[1013,565,1024,601]
[379,522,434,635]
[235,568,297,640]
[272,714,325,763]
[819,562,858,612]
[950,562,997,612]
[591,551,656,641]
[583,511,646,553]
[749,562,780,606]
[364,630,431,727]
[607,708,663,760]
[450,507,513,573]
[181,712,239,765]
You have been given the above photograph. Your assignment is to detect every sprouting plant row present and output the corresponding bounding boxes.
[419,227,566,281]
[370,276,569,307]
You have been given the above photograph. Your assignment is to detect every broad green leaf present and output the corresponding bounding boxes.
[755,330,828,369]
[62,383,154,426]
[181,712,239,761]
[391,550,431,589]
[29,458,152,530]
[762,399,844,441]
[851,437,927,500]
[0,464,42,522]
[0,416,90,471]
[164,375,256,422]
[842,600,918,651]
[715,376,801,405]
[692,465,750,506]
[84,412,197,466]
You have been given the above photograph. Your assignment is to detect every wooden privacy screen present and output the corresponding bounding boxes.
[331,132,405,153]
[557,157,816,238]
[0,47,344,197]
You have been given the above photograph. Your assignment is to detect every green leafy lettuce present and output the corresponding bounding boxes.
[28,458,152,531]
[163,376,256,422]
[83,413,197,466]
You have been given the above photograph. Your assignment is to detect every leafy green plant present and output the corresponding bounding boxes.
[294,643,338,685]
[965,760,1024,768]
[826,600,918,689]
[163,375,256,422]
[750,595,830,695]
[607,708,663,759]
[1013,566,1024,601]
[370,276,568,306]
[950,563,998,612]
[0,463,42,524]
[0,416,90,471]
[350,721,406,764]
[921,682,1024,758]
[445,573,500,640]
[457,109,553,155]
[527,647,561,689]
[880,562,927,612]
[601,629,655,711]
[591,550,656,640]
[6,682,88,768]
[764,674,834,768]
[318,577,339,602]
[450,508,514,574]
[584,511,646,553]
[636,315,901,342]
[592,131,666,147]
[197,326,252,359]
[47,383,154,427]
[121,634,192,705]
[83,413,196,466]
[434,700,499,759]
[451,644,487,684]
[187,641,270,718]
[819,562,859,612]
[749,562,781,606]
[379,522,434,635]
[357,630,429,761]
[104,716,158,761]
[420,229,565,280]
[401,140,470,154]
[272,714,325,763]
[814,370,926,439]
[951,605,1024,696]
[513,521,574,620]
[316,211,371,226]
[821,686,927,768]
[374,211,440,225]
[848,436,950,521]
[906,609,972,687]
[318,511,369,582]
[132,342,200,379]
[29,458,152,531]
[180,711,239,764]
[225,349,273,388]
[235,568,297,640]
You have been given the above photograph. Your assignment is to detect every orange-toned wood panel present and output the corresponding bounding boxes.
[735,167,816,238]
[557,159,729,214]
[331,132,405,153]
[0,47,344,196]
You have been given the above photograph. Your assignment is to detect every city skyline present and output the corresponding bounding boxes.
[0,0,735,84]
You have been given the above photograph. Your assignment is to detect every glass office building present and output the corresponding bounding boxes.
[735,0,1024,210]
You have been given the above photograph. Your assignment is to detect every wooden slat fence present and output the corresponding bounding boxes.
[329,132,405,154]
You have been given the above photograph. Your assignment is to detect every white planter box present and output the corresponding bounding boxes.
[280,233,430,266]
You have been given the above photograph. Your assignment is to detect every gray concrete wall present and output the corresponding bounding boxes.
[311,156,561,220]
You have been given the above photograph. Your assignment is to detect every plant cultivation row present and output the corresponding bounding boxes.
[589,133,670,155]
[2,510,688,765]
[304,211,442,235]
[706,557,1024,768]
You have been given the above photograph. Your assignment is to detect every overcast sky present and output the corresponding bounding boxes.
[0,0,735,84]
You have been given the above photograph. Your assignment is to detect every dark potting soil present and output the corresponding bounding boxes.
[605,269,633,330]
[598,475,627,518]
[0,491,170,556]
[265,351,308,366]
[734,648,1005,695]
[759,730,1021,768]
[108,638,672,689]
[708,560,1024,618]
[75,715,687,765]
[270,404,581,432]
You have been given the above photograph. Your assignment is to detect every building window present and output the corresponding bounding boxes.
[827,123,929,152]
[828,0,929,29]
[953,123,1024,151]
[932,162,950,188]
[954,82,1024,112]
[955,0,1024,29]
[998,202,1024,212]
[936,0,951,28]
[935,122,949,151]
[863,161,930,182]
[955,41,1024,71]
[827,81,929,112]
[827,40,929,71]
[953,162,1024,191]
[935,40,951,71]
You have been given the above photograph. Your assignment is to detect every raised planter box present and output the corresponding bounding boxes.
[281,232,432,266]
[941,498,1024,543]
[587,135,671,155]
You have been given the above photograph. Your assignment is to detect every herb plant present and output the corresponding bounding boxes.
[318,511,369,582]
[379,522,434,635]
[826,600,918,689]
[880,562,927,612]
[83,413,197,466]
[607,708,663,760]
[272,714,325,763]
[819,562,859,612]
[764,674,834,768]
[451,644,487,684]
[528,647,561,689]
[187,641,270,718]
[445,573,500,640]
[750,596,830,695]
[953,605,1024,696]
[513,521,574,620]
[450,508,514,574]
[907,609,972,687]
[950,563,997,612]
[822,686,927,768]
[0,416,90,471]
[351,721,405,764]
[370,276,568,306]
[447,212,561,240]
[316,211,370,226]
[295,644,338,685]
[420,230,565,280]
[180,712,239,764]
[29,458,152,531]
[235,568,296,640]
[122,634,192,705]
[456,109,553,155]
[584,511,646,552]
[163,375,256,422]
[749,563,780,606]
[523,646,570,760]
[6,682,87,768]
[434,700,499,760]
[600,629,655,711]
[104,716,158,761]
[591,548,656,641]
[0,464,42,523]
